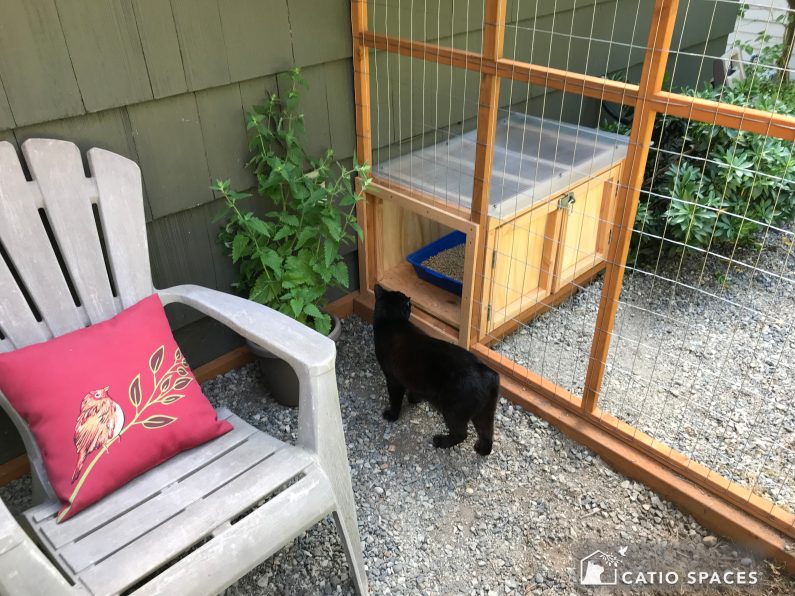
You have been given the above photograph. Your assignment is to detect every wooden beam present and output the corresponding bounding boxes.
[359,34,795,144]
[193,346,255,383]
[352,0,374,294]
[0,455,29,488]
[582,0,679,412]
[468,0,507,347]
[489,370,795,573]
[650,91,795,142]
[360,32,640,109]
[367,181,477,235]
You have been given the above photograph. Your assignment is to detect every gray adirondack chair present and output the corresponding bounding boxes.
[0,139,367,595]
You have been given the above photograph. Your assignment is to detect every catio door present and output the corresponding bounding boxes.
[483,199,557,334]
[554,165,620,290]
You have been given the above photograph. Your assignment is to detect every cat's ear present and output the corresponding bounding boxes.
[374,284,384,299]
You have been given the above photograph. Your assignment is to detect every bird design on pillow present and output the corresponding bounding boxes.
[71,386,125,483]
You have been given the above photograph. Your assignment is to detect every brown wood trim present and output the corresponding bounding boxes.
[474,343,795,540]
[650,91,795,142]
[370,176,473,225]
[468,0,507,347]
[367,181,478,235]
[324,292,356,319]
[492,371,795,573]
[360,32,640,109]
[353,289,458,342]
[0,454,30,487]
[193,346,255,383]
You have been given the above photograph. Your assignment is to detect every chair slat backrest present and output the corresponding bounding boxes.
[0,139,152,352]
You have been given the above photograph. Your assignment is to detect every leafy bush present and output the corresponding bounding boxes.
[603,41,795,260]
[212,68,371,335]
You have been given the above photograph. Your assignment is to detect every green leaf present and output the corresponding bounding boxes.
[289,297,304,318]
[249,272,274,304]
[313,313,332,336]
[303,303,324,319]
[247,217,271,238]
[323,239,337,268]
[232,234,250,263]
[331,261,349,288]
[273,226,293,242]
[295,226,318,249]
[259,249,283,274]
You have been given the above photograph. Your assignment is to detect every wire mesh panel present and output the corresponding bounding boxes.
[368,51,483,213]
[594,0,795,520]
[368,0,487,51]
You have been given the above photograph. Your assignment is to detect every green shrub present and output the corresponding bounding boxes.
[212,68,371,335]
[603,41,795,261]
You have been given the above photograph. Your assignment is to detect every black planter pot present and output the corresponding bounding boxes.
[247,314,341,407]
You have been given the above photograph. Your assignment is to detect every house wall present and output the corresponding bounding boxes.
[727,0,795,71]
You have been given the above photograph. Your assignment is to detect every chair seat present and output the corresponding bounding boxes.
[22,408,323,595]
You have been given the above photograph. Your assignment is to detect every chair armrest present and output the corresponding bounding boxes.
[157,285,336,377]
[0,500,72,594]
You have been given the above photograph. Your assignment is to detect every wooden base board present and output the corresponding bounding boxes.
[354,288,458,342]
[0,455,29,488]
[379,263,461,329]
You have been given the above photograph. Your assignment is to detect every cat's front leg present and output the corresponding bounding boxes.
[383,376,405,422]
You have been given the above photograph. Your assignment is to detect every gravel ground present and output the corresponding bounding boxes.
[494,228,795,514]
[2,314,793,594]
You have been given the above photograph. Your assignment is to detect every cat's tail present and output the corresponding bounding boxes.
[480,363,500,409]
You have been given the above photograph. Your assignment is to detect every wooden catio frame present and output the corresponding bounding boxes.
[352,0,795,570]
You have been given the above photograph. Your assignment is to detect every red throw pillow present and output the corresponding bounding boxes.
[0,295,232,522]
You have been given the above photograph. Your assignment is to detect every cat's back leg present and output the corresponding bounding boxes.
[432,402,469,449]
[472,371,499,456]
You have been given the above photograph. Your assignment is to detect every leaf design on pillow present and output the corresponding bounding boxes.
[149,345,165,374]
[141,415,177,429]
[129,374,142,408]
[160,393,185,405]
[173,377,193,390]
[59,343,194,522]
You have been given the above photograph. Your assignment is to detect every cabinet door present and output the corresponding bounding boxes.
[485,200,557,334]
[555,166,619,289]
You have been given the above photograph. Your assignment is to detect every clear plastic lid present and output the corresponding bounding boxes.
[375,114,629,220]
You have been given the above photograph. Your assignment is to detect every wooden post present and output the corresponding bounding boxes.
[468,0,507,346]
[351,0,374,292]
[581,0,679,412]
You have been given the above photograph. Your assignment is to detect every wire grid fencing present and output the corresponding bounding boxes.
[493,0,795,520]
[359,0,795,529]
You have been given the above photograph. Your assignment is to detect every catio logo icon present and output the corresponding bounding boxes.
[579,549,623,585]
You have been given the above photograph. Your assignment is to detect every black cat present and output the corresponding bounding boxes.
[372,284,500,455]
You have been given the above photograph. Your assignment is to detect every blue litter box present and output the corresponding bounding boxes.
[406,231,466,296]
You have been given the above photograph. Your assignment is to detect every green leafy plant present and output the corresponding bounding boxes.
[212,68,371,335]
[602,35,795,262]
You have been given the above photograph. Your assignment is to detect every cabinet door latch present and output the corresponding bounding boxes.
[558,192,576,214]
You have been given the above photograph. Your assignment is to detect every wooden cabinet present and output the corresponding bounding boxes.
[482,164,620,335]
